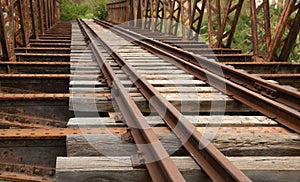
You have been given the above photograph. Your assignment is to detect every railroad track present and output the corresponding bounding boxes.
[96,19,300,133]
[0,19,299,181]
[55,19,300,181]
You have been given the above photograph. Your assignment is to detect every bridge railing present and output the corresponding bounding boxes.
[0,0,61,61]
[106,0,300,62]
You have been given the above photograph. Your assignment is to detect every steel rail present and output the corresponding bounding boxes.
[94,19,300,135]
[82,19,251,182]
[102,22,298,107]
[96,19,300,110]
[77,19,185,182]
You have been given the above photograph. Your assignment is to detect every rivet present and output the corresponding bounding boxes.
[34,169,40,174]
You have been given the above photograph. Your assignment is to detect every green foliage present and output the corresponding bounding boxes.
[198,4,300,62]
[60,0,89,20]
[60,0,108,20]
[94,3,108,20]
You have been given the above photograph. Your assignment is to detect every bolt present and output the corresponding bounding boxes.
[48,170,55,176]
[34,168,40,175]
[20,167,25,172]
[5,166,10,171]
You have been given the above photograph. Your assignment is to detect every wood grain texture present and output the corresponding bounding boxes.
[67,133,300,157]
[56,156,300,182]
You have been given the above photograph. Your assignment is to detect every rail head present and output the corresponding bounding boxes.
[93,18,300,135]
[76,18,186,182]
[84,18,251,182]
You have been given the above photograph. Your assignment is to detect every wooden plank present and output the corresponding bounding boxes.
[56,156,300,182]
[69,87,216,94]
[66,133,300,157]
[69,94,254,113]
[67,115,277,128]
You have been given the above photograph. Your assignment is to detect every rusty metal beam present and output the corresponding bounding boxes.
[189,0,206,40]
[180,0,191,39]
[0,2,9,61]
[216,0,244,48]
[207,0,221,46]
[144,0,154,30]
[38,0,45,35]
[278,2,300,61]
[30,0,38,39]
[250,0,271,61]
[154,0,164,32]
[169,0,181,35]
[267,0,300,61]
[0,162,55,181]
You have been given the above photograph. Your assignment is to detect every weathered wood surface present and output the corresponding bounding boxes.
[66,133,300,157]
[69,93,253,113]
[67,115,277,128]
[56,156,300,182]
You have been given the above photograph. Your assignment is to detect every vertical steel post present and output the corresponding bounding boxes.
[250,0,271,61]
[0,2,9,61]
[169,0,181,36]
[216,0,244,48]
[180,0,191,39]
[188,0,206,40]
[278,3,300,61]
[267,0,299,61]
[30,0,39,39]
[207,0,221,46]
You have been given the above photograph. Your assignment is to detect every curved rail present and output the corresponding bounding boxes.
[94,19,300,134]
[79,19,251,182]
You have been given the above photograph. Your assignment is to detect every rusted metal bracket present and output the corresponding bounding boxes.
[0,162,55,181]
[131,152,146,168]
[121,129,135,143]
[114,114,124,123]
[0,112,66,128]
[254,82,279,99]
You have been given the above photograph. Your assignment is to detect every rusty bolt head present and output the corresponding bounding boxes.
[20,167,26,172]
[48,170,55,176]
[34,169,40,175]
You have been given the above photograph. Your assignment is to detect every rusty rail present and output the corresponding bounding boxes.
[77,19,186,181]
[94,19,300,135]
[82,19,251,182]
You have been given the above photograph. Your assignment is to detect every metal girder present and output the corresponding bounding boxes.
[169,0,181,35]
[219,0,244,48]
[0,0,15,61]
[106,0,300,62]
[30,0,38,39]
[250,0,271,61]
[207,0,244,48]
[154,0,164,32]
[144,0,154,30]
[188,0,206,40]
[207,0,221,46]
[266,0,300,61]
[0,0,60,61]
[180,0,191,39]
[0,2,9,61]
